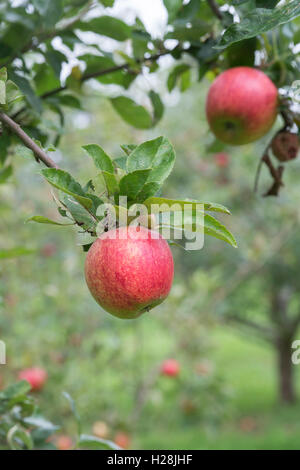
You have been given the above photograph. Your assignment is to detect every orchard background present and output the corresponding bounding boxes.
[0,0,300,450]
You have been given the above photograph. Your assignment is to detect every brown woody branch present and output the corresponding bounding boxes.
[254,103,294,197]
[207,0,223,20]
[0,112,58,168]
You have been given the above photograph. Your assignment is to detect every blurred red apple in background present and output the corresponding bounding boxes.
[206,67,278,145]
[214,152,230,168]
[56,435,73,450]
[41,243,57,258]
[161,359,180,377]
[18,367,47,391]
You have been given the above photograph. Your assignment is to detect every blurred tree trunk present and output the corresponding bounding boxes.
[276,336,295,404]
[271,289,296,404]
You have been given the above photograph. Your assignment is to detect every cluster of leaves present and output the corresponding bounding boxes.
[26,135,237,249]
[0,381,119,450]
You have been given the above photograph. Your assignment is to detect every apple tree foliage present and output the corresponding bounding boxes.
[0,380,120,450]
[0,0,299,250]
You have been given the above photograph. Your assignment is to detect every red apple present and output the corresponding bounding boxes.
[85,226,174,319]
[56,435,73,450]
[18,367,47,391]
[214,152,230,168]
[206,67,278,145]
[114,431,131,449]
[161,359,180,377]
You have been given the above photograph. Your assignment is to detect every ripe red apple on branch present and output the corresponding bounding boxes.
[85,226,174,320]
[206,67,278,145]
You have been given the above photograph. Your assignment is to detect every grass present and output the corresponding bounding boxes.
[136,327,300,450]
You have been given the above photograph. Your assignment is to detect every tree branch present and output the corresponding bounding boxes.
[207,0,223,20]
[0,112,58,168]
[226,314,274,341]
[40,49,173,100]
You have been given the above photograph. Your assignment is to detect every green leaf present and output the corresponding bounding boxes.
[180,68,191,92]
[143,197,231,215]
[256,0,280,8]
[120,144,137,156]
[119,169,151,200]
[163,0,182,22]
[167,64,190,92]
[96,171,119,197]
[26,216,73,226]
[78,434,120,450]
[56,94,81,109]
[76,16,132,41]
[45,50,66,78]
[63,196,96,230]
[111,96,153,129]
[0,68,7,82]
[218,1,300,49]
[149,90,164,124]
[99,0,115,6]
[9,71,42,113]
[126,137,176,189]
[159,213,237,248]
[7,425,33,450]
[63,392,82,437]
[0,381,31,399]
[0,247,35,259]
[32,0,63,27]
[41,169,92,210]
[114,156,127,170]
[6,80,23,105]
[82,144,114,174]
[0,165,12,183]
[203,213,237,248]
[34,63,61,96]
[23,415,60,436]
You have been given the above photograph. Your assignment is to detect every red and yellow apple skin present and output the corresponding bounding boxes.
[85,226,174,319]
[206,67,278,145]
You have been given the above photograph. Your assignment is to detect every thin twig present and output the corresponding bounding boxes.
[0,1,95,69]
[40,49,173,100]
[0,112,58,168]
[11,49,174,121]
[207,0,223,20]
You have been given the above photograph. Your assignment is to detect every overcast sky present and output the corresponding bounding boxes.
[111,0,168,37]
